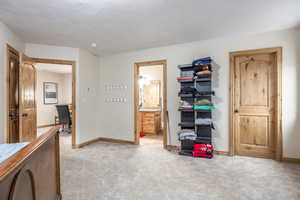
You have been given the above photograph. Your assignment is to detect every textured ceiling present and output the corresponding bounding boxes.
[36,63,72,74]
[0,0,300,55]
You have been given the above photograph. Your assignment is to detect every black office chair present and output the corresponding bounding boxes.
[56,105,72,134]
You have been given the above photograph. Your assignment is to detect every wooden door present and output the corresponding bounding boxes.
[7,48,20,143]
[232,51,278,159]
[19,54,37,142]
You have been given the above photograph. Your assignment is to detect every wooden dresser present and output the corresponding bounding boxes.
[140,111,161,135]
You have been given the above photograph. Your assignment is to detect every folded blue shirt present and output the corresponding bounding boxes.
[193,57,212,66]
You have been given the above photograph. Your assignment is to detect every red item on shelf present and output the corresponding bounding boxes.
[177,76,193,80]
[192,144,214,158]
[179,106,193,109]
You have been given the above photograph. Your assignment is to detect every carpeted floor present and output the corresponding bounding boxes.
[55,133,300,200]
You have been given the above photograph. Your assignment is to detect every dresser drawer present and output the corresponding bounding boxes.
[143,125,155,133]
[140,111,161,134]
[142,118,154,124]
[143,112,155,117]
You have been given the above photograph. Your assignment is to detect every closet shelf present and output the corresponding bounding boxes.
[177,79,194,83]
[195,92,215,97]
[177,57,216,158]
[178,93,194,98]
[178,122,195,127]
[178,108,194,112]
[195,78,211,82]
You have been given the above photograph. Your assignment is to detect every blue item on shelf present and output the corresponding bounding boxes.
[192,57,212,66]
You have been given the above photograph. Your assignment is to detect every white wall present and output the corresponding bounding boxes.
[25,44,101,145]
[99,27,300,159]
[63,74,72,104]
[76,49,100,144]
[0,21,25,143]
[36,70,72,127]
[25,44,79,61]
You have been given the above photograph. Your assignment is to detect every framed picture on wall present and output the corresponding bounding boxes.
[44,82,58,104]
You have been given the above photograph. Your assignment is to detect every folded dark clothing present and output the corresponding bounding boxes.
[178,92,194,96]
[178,64,193,69]
[193,57,212,66]
[181,87,196,93]
[196,91,215,96]
[196,74,211,80]
[194,64,212,72]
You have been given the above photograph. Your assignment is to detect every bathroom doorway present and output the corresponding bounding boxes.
[134,60,167,148]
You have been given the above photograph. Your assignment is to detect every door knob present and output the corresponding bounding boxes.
[234,109,239,113]
[9,112,17,117]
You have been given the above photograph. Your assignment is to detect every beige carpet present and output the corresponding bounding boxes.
[56,134,300,200]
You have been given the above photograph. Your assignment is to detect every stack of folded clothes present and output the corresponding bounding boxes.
[179,87,196,96]
[195,118,212,125]
[193,57,213,79]
[192,57,212,66]
[195,118,215,129]
[177,68,194,81]
[177,76,193,81]
[179,100,193,109]
[195,65,212,75]
[194,99,215,110]
[195,99,213,106]
[178,129,196,141]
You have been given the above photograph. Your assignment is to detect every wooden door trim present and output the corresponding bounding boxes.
[6,44,20,143]
[30,58,77,149]
[229,47,282,161]
[134,60,168,148]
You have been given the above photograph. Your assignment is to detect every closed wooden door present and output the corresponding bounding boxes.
[7,48,20,143]
[232,51,278,159]
[19,54,37,142]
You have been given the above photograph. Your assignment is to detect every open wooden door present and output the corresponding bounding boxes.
[19,54,37,142]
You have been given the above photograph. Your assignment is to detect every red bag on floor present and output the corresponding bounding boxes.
[140,133,146,138]
[192,144,214,158]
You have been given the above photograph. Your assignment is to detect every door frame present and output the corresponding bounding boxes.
[134,60,168,148]
[5,44,77,148]
[30,58,77,148]
[229,47,282,161]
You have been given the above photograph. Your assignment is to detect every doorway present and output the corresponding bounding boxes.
[31,58,76,148]
[230,47,282,160]
[35,63,73,142]
[6,44,77,148]
[134,60,167,148]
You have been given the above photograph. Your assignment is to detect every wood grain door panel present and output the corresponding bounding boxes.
[234,53,276,158]
[8,49,20,143]
[19,55,37,143]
